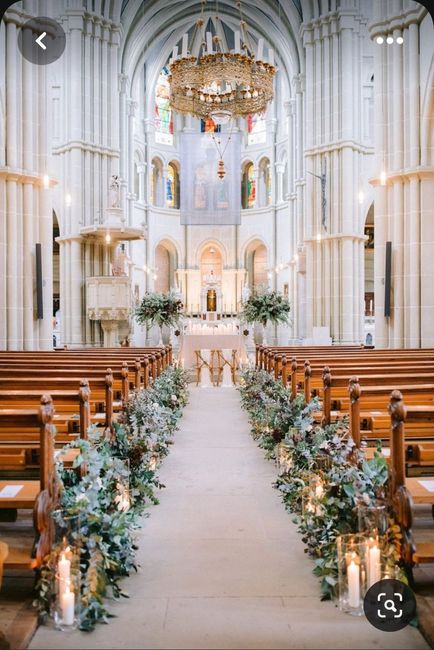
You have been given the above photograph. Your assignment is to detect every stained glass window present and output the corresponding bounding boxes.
[242,163,256,209]
[155,66,173,145]
[201,118,221,133]
[166,162,179,208]
[247,114,266,145]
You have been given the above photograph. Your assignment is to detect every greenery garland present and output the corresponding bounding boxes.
[35,367,188,631]
[238,368,404,601]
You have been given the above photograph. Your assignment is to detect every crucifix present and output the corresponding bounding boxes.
[308,158,327,232]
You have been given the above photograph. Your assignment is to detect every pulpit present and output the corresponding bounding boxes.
[86,276,131,347]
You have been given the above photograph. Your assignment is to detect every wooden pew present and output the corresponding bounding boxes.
[388,391,434,579]
[0,395,56,571]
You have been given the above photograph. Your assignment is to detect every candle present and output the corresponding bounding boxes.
[234,31,241,53]
[58,551,71,583]
[172,45,178,60]
[315,483,324,498]
[61,583,75,626]
[257,37,264,61]
[368,543,381,587]
[206,31,213,54]
[347,558,360,608]
[268,48,274,65]
[181,33,188,57]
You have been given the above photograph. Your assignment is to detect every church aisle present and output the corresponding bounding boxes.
[30,388,428,650]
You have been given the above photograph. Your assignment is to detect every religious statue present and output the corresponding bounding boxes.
[111,244,129,276]
[109,174,121,208]
[241,284,251,303]
[194,163,208,209]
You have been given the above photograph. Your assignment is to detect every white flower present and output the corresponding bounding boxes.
[171,394,177,402]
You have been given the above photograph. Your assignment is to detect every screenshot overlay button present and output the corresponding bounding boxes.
[363,579,417,632]
[18,17,65,65]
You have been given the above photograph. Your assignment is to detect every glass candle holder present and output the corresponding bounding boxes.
[275,443,293,475]
[336,533,368,616]
[53,568,80,631]
[301,487,323,517]
[51,511,81,630]
[357,502,388,537]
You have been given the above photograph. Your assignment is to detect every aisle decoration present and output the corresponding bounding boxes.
[35,366,188,631]
[238,289,290,345]
[238,368,405,605]
[135,290,183,343]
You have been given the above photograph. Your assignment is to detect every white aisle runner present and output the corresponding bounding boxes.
[30,388,428,650]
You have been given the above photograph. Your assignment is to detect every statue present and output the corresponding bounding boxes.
[242,284,251,303]
[109,174,121,209]
[111,244,129,276]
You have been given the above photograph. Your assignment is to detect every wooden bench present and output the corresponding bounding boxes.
[0,396,57,572]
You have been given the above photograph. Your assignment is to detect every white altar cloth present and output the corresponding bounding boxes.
[179,333,247,368]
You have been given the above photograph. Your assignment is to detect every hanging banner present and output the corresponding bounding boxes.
[180,131,241,225]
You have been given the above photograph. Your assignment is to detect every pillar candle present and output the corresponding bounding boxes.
[368,544,381,587]
[172,45,178,60]
[257,37,264,61]
[268,48,274,66]
[181,34,188,57]
[206,32,213,54]
[58,552,71,582]
[234,31,241,53]
[347,559,360,608]
[61,585,75,626]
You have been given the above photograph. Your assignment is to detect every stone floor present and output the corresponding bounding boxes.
[30,387,429,649]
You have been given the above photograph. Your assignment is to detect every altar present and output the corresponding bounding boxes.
[179,320,247,368]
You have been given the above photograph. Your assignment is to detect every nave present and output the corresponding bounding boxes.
[29,387,428,650]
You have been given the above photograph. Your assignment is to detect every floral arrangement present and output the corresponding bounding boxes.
[135,290,183,330]
[35,366,188,631]
[239,368,404,601]
[238,288,290,328]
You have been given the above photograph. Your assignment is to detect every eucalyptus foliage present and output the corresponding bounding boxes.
[135,290,183,329]
[35,366,188,631]
[239,368,403,601]
[239,288,291,328]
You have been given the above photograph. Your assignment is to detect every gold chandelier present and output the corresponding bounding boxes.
[168,1,276,125]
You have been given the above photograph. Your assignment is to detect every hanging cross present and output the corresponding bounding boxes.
[308,158,327,232]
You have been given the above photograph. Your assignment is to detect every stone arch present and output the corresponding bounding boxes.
[196,239,228,268]
[243,238,269,291]
[151,156,164,207]
[154,238,179,292]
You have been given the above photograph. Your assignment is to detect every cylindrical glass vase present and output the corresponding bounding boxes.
[51,511,81,631]
[357,502,388,537]
[336,533,368,616]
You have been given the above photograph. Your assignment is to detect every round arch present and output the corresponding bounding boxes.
[195,239,228,268]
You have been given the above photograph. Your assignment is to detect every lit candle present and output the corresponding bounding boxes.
[181,33,188,57]
[268,48,275,65]
[206,31,213,54]
[58,551,71,583]
[234,31,241,53]
[348,558,360,608]
[61,582,75,626]
[257,37,264,61]
[172,45,178,60]
[368,543,381,587]
[315,483,324,498]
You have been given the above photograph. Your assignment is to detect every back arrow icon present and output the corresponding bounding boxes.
[35,32,47,50]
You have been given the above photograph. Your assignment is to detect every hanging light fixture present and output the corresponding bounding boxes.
[168,0,276,124]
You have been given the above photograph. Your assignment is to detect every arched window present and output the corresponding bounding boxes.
[258,157,271,207]
[242,162,255,209]
[247,113,266,145]
[166,162,180,208]
[155,66,173,145]
[151,157,164,207]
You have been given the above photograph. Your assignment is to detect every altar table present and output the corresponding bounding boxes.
[179,333,247,368]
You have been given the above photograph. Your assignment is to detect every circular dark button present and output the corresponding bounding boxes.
[18,17,66,66]
[363,579,417,632]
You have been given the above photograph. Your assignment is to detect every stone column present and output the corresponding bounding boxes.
[275,162,285,204]
[127,98,137,224]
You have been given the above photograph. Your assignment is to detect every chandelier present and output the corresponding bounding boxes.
[168,0,276,126]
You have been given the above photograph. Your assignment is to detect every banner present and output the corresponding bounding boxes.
[180,131,241,225]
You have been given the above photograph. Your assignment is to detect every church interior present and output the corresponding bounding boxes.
[0,1,434,648]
